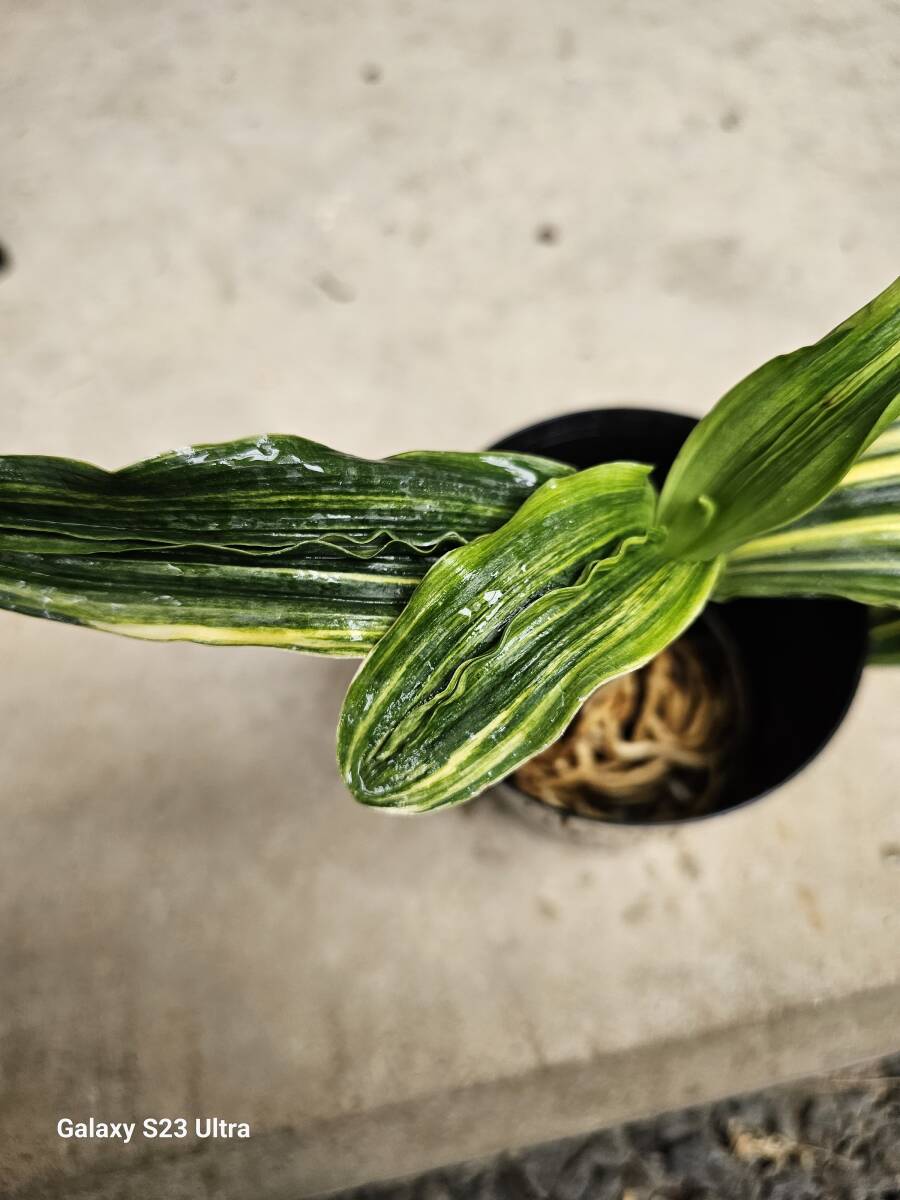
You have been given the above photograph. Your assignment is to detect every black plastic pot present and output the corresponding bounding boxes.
[489,408,869,840]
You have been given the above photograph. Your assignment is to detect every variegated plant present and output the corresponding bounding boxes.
[0,442,569,655]
[2,276,898,810]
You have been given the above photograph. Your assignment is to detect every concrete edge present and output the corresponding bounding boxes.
[12,978,900,1200]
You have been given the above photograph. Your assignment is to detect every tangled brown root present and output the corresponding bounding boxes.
[513,623,746,822]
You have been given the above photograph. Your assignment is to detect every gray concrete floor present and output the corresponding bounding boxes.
[1,1,899,1196]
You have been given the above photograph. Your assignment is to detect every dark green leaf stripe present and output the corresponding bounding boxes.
[0,437,570,654]
[716,420,900,606]
[660,276,900,560]
[0,549,425,654]
[869,612,900,665]
[338,463,720,812]
[0,435,570,554]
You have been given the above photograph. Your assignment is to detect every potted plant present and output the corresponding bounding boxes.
[484,408,872,840]
[1,277,898,830]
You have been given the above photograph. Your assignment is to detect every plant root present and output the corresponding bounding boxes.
[513,624,746,822]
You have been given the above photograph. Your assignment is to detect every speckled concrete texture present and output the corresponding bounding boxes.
[1,1,898,1196]
[333,1053,900,1200]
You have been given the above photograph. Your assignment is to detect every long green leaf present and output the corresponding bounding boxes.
[717,419,900,606]
[0,436,571,554]
[0,548,425,654]
[0,437,569,654]
[659,276,900,561]
[338,464,720,812]
[869,612,900,665]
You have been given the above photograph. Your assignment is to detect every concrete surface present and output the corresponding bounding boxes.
[334,1052,900,1200]
[1,1,898,1195]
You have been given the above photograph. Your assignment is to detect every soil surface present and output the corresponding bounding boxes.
[336,1053,900,1199]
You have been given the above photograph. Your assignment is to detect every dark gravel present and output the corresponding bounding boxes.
[338,1054,900,1199]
